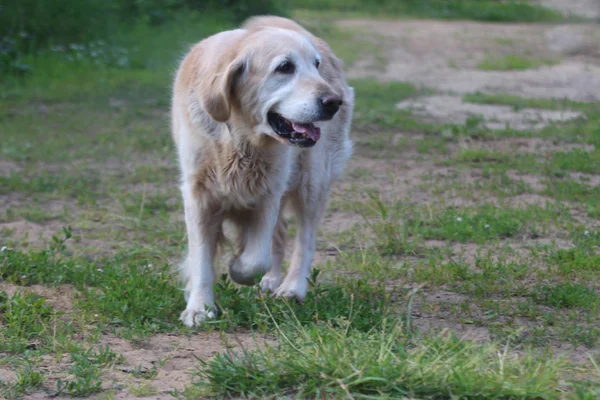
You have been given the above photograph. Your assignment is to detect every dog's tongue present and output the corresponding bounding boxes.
[292,122,321,141]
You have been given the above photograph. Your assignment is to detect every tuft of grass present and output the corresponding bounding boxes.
[533,283,600,310]
[544,179,600,218]
[0,291,57,353]
[350,79,432,131]
[129,382,158,397]
[56,349,105,397]
[550,148,600,174]
[0,362,44,400]
[191,317,586,398]
[547,233,600,279]
[477,54,558,71]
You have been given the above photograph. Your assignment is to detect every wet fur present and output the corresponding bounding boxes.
[172,16,354,327]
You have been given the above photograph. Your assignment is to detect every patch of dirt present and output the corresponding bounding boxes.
[0,368,17,384]
[334,155,458,204]
[397,95,583,130]
[538,0,600,19]
[0,194,70,217]
[96,332,274,398]
[569,171,600,187]
[0,220,65,249]
[547,25,600,58]
[339,19,600,101]
[506,171,547,192]
[407,290,492,341]
[10,332,273,400]
[0,160,21,177]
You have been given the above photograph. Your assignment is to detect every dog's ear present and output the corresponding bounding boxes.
[197,51,246,123]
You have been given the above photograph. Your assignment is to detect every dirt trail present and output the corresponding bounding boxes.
[538,0,600,19]
[341,19,600,102]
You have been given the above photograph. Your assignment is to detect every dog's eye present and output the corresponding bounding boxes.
[276,60,295,74]
[315,59,320,69]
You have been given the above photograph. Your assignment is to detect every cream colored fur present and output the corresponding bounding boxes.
[171,16,353,327]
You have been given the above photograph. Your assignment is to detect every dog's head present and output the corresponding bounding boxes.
[196,26,342,148]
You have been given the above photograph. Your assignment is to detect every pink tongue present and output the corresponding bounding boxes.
[292,122,321,141]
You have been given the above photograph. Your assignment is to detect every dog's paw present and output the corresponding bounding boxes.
[229,257,270,286]
[179,308,215,327]
[274,278,308,302]
[260,274,281,293]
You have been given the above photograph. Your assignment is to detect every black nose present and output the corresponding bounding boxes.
[319,95,343,119]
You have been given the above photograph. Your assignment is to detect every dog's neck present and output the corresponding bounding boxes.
[224,114,283,154]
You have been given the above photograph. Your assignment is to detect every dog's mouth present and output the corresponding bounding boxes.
[267,112,320,148]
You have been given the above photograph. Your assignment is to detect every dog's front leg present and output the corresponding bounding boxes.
[275,191,328,302]
[179,184,221,327]
[229,194,281,285]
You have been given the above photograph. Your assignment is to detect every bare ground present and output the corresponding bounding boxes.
[341,19,600,101]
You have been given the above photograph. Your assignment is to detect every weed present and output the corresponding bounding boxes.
[129,382,158,396]
[0,361,44,399]
[0,291,56,353]
[57,350,103,397]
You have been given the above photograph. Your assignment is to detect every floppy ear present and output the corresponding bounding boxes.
[197,54,246,123]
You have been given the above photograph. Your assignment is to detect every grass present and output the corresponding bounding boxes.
[533,283,600,310]
[190,319,582,398]
[463,92,593,112]
[477,54,558,71]
[360,194,566,251]
[2,1,600,398]
[1,232,389,337]
[292,0,564,22]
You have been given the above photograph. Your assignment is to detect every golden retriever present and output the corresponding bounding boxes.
[171,16,354,327]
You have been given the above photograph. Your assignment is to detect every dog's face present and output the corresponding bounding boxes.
[201,28,342,148]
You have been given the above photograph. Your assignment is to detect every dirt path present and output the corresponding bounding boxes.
[340,19,600,102]
[538,0,600,19]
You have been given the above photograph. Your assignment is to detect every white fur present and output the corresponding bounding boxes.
[172,17,353,327]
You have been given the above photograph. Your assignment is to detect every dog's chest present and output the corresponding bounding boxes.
[213,149,281,207]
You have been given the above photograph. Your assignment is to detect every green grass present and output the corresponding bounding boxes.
[463,92,592,112]
[451,148,540,174]
[477,54,558,71]
[187,318,591,398]
[550,149,600,174]
[545,179,600,219]
[0,362,44,400]
[533,283,600,310]
[1,232,389,337]
[292,0,564,22]
[361,194,565,251]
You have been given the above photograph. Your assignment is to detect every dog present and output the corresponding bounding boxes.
[171,16,354,327]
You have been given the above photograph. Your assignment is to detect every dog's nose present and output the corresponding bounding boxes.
[319,95,343,119]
